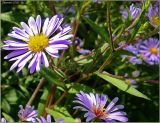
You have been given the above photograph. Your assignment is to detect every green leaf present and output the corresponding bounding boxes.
[82,16,109,41]
[2,112,14,122]
[53,67,70,82]
[74,55,93,65]
[38,88,49,116]
[1,12,23,26]
[95,71,150,100]
[19,84,29,96]
[66,83,95,94]
[1,99,10,113]
[40,66,65,88]
[4,89,18,103]
[114,49,136,56]
[46,106,75,122]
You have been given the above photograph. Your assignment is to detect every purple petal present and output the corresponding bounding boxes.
[45,47,59,58]
[28,17,38,35]
[10,51,31,71]
[106,97,119,111]
[51,34,73,41]
[36,52,42,72]
[47,115,51,123]
[8,32,29,41]
[13,27,29,38]
[4,49,28,59]
[49,40,71,45]
[85,112,96,122]
[36,15,42,33]
[107,115,128,122]
[109,111,127,116]
[49,44,68,50]
[20,22,34,36]
[110,105,124,112]
[48,18,64,37]
[77,49,91,54]
[42,18,49,35]
[46,15,58,36]
[41,52,49,67]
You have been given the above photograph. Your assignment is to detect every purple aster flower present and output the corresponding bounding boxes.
[147,3,160,28]
[73,91,128,122]
[121,4,141,19]
[125,79,137,88]
[18,105,38,122]
[3,15,72,73]
[36,114,51,123]
[77,49,91,55]
[121,7,128,19]
[75,37,91,55]
[139,38,160,65]
[129,4,141,19]
[122,44,142,64]
[1,118,7,123]
[1,118,13,123]
[128,56,142,64]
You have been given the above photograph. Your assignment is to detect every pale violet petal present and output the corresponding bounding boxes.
[28,17,38,35]
[106,97,119,111]
[13,27,29,38]
[42,18,49,35]
[28,53,38,68]
[4,49,28,59]
[46,15,58,36]
[36,15,42,33]
[42,52,49,67]
[8,33,29,41]
[36,52,42,72]
[48,18,64,37]
[20,22,34,36]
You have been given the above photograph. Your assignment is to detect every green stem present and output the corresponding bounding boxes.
[107,2,114,52]
[26,78,45,106]
[98,52,112,72]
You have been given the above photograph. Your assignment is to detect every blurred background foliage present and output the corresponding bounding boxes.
[1,0,159,122]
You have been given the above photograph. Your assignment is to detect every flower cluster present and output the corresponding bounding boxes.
[121,4,141,20]
[75,37,91,55]
[1,105,61,123]
[1,91,128,122]
[122,43,142,64]
[147,3,160,28]
[2,15,72,73]
[121,2,160,28]
[122,38,160,65]
[73,91,128,122]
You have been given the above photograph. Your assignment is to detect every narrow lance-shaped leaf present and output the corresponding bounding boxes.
[2,112,14,122]
[82,16,109,41]
[46,107,75,122]
[95,71,150,100]
[1,12,23,26]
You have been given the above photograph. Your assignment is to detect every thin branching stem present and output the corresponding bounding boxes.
[26,78,45,106]
[49,73,93,109]
[107,2,114,52]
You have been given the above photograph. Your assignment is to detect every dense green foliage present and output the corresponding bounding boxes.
[1,0,159,122]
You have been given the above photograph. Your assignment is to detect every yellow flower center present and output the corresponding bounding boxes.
[92,105,108,119]
[149,47,158,54]
[152,16,160,26]
[28,34,48,52]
